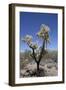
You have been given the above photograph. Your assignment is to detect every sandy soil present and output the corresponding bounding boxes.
[20,59,58,77]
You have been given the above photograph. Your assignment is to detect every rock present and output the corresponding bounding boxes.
[44,63,58,76]
[20,61,58,77]
[24,72,30,76]
[20,70,26,75]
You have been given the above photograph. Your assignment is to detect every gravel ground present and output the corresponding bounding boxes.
[20,59,58,77]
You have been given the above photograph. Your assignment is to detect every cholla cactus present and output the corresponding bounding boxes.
[22,24,50,75]
[22,35,38,49]
[37,24,50,39]
[37,24,50,49]
[29,42,38,49]
[22,35,32,44]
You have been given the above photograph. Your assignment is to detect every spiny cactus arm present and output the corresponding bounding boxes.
[22,35,32,44]
[27,46,37,63]
[36,24,50,62]
[37,24,50,39]
[22,35,38,63]
[32,48,38,63]
[38,39,45,63]
[28,42,38,49]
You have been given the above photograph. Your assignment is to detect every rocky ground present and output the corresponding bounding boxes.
[20,59,58,77]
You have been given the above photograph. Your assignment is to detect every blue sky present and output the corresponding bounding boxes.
[20,12,58,52]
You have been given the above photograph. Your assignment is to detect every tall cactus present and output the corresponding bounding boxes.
[22,24,50,76]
